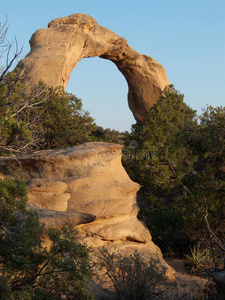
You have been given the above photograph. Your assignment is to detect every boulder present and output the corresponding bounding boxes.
[0,142,175,281]
[18,13,170,121]
[212,270,225,297]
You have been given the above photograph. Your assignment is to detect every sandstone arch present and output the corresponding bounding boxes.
[18,13,170,121]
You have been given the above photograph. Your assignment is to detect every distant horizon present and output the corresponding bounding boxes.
[1,0,224,132]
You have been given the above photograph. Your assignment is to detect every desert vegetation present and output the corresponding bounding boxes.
[0,20,225,299]
[0,179,93,299]
[122,87,225,298]
[123,87,224,259]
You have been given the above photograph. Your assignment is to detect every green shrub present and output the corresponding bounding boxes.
[0,179,93,299]
[184,245,212,274]
[98,248,172,300]
[145,206,189,257]
[123,87,225,257]
[0,75,96,155]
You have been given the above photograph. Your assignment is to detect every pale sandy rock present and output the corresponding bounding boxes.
[18,13,170,121]
[27,202,96,228]
[0,142,175,281]
[67,177,139,218]
[81,238,176,294]
[80,216,152,243]
[28,179,68,193]
[27,179,69,210]
[28,192,70,211]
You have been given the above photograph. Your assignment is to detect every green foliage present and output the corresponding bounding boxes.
[0,179,93,299]
[123,86,197,255]
[37,86,96,149]
[0,69,128,155]
[33,223,93,300]
[91,126,123,144]
[98,248,172,300]
[182,106,225,241]
[0,71,96,155]
[184,245,212,274]
[0,71,33,155]
[145,206,189,257]
[123,86,197,195]
[0,178,27,221]
[123,86,225,257]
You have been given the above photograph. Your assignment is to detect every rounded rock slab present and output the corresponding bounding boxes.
[28,192,70,211]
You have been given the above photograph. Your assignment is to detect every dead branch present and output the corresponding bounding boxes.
[0,18,23,83]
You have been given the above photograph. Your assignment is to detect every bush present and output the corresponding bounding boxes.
[0,74,96,155]
[0,179,93,299]
[184,245,212,275]
[146,206,189,258]
[123,87,225,257]
[98,248,172,300]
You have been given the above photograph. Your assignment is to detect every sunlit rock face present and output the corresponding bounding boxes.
[18,13,170,121]
[0,142,175,281]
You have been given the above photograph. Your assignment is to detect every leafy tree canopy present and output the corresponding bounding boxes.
[0,70,96,155]
[123,86,225,256]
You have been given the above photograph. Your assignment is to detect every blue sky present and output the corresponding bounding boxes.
[1,0,225,131]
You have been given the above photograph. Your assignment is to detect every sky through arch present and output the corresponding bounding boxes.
[66,57,135,132]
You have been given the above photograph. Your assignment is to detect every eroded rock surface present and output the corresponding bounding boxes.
[0,142,174,281]
[18,13,170,121]
[26,202,96,228]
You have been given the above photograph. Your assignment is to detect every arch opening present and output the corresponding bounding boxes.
[66,57,135,132]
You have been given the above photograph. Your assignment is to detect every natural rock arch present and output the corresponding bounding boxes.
[18,13,170,121]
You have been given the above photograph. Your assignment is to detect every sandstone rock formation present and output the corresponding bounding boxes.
[26,202,96,228]
[18,13,170,121]
[0,142,174,281]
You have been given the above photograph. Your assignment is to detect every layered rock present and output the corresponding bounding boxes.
[0,142,174,281]
[18,13,170,121]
